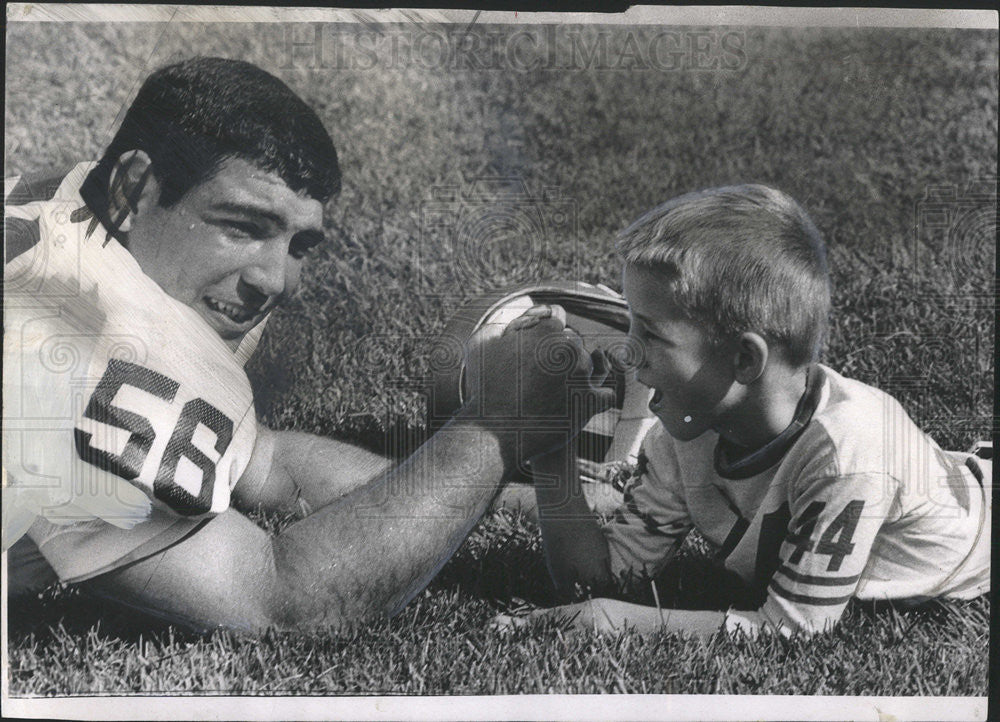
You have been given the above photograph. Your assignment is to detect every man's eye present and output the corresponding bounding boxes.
[226,221,263,238]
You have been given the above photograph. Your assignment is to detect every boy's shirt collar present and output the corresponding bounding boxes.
[713,365,825,480]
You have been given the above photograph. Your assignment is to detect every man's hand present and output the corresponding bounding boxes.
[463,304,615,463]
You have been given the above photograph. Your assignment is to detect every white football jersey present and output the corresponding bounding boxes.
[604,364,990,633]
[3,163,264,550]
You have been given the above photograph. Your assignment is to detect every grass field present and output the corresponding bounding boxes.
[5,19,996,699]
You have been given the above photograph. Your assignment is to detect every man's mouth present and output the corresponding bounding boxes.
[649,387,664,411]
[204,296,261,326]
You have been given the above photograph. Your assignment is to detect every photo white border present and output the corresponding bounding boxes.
[3,4,994,722]
[5,3,998,28]
[1,693,991,721]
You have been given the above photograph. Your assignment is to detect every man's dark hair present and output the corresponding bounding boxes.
[81,57,340,237]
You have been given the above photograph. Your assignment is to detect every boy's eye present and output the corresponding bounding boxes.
[632,321,671,347]
[631,320,654,341]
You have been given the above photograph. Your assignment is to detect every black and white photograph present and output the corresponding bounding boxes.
[2,5,995,721]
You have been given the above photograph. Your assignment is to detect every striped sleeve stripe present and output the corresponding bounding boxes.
[965,455,985,486]
[769,579,854,606]
[775,564,861,587]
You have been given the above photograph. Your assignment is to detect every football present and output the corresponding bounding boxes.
[429,281,658,517]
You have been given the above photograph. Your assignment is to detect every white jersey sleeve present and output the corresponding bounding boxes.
[759,407,990,634]
[3,164,261,553]
[759,463,897,634]
[602,425,694,581]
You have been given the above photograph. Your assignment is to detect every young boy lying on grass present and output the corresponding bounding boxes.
[496,185,991,638]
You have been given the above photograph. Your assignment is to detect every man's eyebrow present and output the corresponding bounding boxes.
[208,201,289,229]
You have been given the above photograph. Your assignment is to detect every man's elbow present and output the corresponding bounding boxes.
[260,534,389,632]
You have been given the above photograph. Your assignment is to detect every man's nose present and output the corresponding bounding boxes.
[242,239,289,298]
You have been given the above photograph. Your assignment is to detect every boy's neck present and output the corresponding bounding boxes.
[714,364,812,452]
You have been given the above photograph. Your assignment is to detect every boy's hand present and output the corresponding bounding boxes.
[493,599,629,635]
[463,304,615,462]
[493,599,729,639]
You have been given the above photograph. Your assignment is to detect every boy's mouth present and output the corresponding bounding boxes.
[649,388,664,410]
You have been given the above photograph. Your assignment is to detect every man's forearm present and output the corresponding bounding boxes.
[255,303,615,628]
[76,303,612,634]
[267,408,510,626]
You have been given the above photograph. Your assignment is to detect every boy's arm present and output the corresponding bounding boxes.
[531,447,615,594]
[525,446,905,638]
[525,446,738,638]
[533,426,693,598]
[522,470,899,639]
[499,597,734,638]
[547,471,899,638]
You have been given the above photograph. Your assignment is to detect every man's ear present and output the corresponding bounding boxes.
[108,150,157,233]
[732,332,768,385]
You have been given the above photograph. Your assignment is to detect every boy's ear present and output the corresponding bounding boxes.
[733,332,768,385]
[108,150,157,233]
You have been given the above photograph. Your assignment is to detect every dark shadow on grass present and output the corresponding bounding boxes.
[7,584,196,646]
[429,509,560,607]
[427,511,756,612]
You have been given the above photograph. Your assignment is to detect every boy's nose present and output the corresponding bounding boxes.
[617,331,646,370]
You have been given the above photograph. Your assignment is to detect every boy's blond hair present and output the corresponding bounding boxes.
[616,184,830,366]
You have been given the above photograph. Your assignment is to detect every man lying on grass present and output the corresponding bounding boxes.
[499,185,991,637]
[3,57,612,633]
